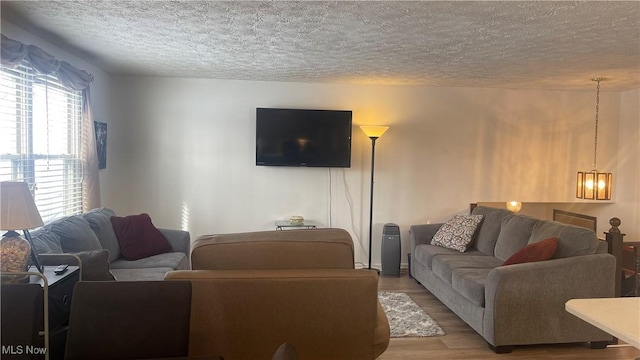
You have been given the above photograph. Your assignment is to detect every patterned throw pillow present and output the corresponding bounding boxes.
[431,215,484,252]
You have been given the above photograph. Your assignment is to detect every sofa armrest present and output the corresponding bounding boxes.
[159,228,190,258]
[483,253,616,347]
[410,223,443,250]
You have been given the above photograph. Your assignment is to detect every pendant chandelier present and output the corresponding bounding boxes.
[576,78,612,200]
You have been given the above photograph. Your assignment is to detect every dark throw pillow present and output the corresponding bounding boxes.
[502,237,559,266]
[110,213,172,261]
[74,250,116,281]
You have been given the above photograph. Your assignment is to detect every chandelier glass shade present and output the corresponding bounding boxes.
[576,170,612,200]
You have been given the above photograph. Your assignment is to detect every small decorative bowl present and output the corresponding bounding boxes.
[289,216,304,224]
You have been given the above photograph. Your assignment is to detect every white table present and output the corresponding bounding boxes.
[566,297,640,349]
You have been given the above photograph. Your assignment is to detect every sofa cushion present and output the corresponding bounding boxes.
[29,229,64,254]
[49,216,103,253]
[83,207,120,263]
[452,268,493,307]
[494,214,540,261]
[110,252,188,270]
[529,221,600,259]
[431,215,483,252]
[470,206,513,256]
[110,213,172,261]
[432,254,502,284]
[109,267,175,281]
[414,244,486,268]
[502,237,558,266]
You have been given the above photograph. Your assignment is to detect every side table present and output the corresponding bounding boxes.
[1,266,79,360]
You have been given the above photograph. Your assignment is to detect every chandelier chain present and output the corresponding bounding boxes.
[592,78,600,169]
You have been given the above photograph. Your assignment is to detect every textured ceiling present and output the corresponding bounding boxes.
[2,1,639,90]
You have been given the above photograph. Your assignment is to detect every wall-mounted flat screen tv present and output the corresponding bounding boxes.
[256,108,352,167]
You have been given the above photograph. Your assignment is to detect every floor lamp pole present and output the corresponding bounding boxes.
[360,125,389,271]
[367,136,378,270]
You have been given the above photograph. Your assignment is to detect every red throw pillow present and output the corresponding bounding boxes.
[502,237,559,266]
[110,213,172,260]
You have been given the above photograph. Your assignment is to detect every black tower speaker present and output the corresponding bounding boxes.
[381,223,401,277]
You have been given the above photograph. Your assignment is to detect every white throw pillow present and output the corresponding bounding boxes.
[431,214,484,252]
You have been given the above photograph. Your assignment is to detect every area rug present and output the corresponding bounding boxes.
[378,291,445,338]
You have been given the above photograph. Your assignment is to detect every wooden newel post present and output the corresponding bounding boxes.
[605,217,625,297]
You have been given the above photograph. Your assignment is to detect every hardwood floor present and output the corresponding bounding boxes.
[377,270,640,360]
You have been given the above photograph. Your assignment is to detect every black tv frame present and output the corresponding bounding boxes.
[255,108,352,168]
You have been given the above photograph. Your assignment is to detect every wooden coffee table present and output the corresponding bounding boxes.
[566,297,640,349]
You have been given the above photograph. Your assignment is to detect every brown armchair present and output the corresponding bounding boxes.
[166,269,385,360]
[169,228,390,359]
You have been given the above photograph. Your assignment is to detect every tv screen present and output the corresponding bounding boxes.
[256,108,352,167]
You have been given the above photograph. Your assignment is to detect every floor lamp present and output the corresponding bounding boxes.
[360,126,389,270]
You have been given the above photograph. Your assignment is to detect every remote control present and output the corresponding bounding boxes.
[54,264,68,274]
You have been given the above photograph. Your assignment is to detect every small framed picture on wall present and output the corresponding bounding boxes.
[95,121,107,169]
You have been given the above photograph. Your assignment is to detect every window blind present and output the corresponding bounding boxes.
[0,61,84,223]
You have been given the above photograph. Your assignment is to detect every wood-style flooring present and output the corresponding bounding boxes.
[377,270,640,360]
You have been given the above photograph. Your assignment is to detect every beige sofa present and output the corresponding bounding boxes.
[165,228,390,360]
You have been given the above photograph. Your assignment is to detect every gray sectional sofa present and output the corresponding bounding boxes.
[410,206,616,353]
[30,207,190,281]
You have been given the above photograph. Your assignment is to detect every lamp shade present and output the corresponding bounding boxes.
[360,126,389,139]
[506,201,522,213]
[576,171,612,200]
[0,182,43,230]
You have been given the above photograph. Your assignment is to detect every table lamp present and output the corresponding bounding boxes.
[1,181,44,282]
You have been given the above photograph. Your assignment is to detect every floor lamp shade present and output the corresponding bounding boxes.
[360,126,389,139]
[360,126,389,270]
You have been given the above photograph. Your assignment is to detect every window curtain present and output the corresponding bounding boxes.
[1,34,101,210]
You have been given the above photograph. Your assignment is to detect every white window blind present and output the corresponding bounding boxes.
[0,61,84,223]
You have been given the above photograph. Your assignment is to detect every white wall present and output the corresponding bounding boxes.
[107,76,633,267]
[614,89,640,240]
